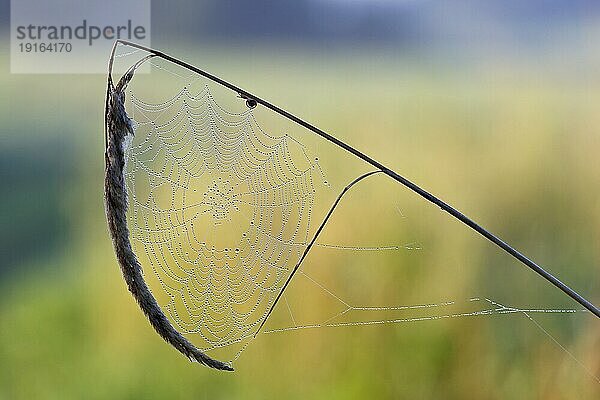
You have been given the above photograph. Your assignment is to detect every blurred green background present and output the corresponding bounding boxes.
[1,1,599,399]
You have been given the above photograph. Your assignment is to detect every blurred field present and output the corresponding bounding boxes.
[1,45,599,399]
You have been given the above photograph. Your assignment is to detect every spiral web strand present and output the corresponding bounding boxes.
[118,57,594,374]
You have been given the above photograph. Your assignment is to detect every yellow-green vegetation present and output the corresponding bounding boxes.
[1,46,598,399]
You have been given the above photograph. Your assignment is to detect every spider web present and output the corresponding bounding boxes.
[114,51,593,372]
[124,82,329,360]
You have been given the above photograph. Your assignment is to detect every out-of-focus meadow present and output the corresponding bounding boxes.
[2,3,600,399]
